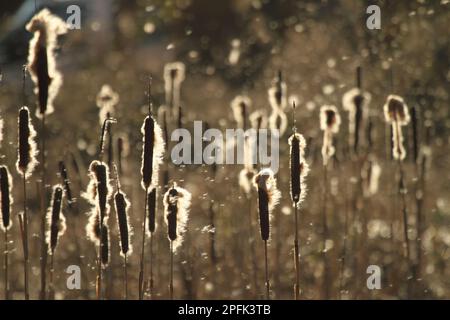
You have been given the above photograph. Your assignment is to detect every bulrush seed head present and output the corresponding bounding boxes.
[0,166,13,231]
[253,168,281,241]
[17,107,39,178]
[289,133,309,206]
[141,116,165,190]
[163,184,192,252]
[46,185,66,254]
[231,95,251,129]
[26,9,67,118]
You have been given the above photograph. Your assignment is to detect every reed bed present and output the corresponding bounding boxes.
[0,3,447,301]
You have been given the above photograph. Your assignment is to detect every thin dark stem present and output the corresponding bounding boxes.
[49,253,54,299]
[293,204,300,300]
[264,240,270,300]
[22,174,30,300]
[149,232,154,298]
[124,255,128,300]
[247,194,258,297]
[322,164,330,300]
[415,154,427,280]
[96,231,102,300]
[40,113,48,300]
[138,187,148,300]
[4,229,8,300]
[170,241,174,300]
[339,181,349,300]
[398,159,411,297]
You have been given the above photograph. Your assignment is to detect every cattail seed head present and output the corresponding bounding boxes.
[384,95,410,125]
[289,133,309,206]
[268,72,287,110]
[239,168,256,196]
[46,185,66,254]
[84,161,112,225]
[86,208,101,244]
[361,159,382,198]
[58,161,73,209]
[17,106,39,178]
[320,105,341,166]
[269,108,287,136]
[114,190,132,257]
[342,88,372,152]
[96,85,119,125]
[253,168,281,241]
[384,95,410,160]
[231,95,251,129]
[164,62,185,110]
[141,116,165,190]
[147,187,157,235]
[101,225,110,267]
[320,105,341,133]
[250,110,267,130]
[0,166,13,231]
[26,9,67,118]
[163,184,192,252]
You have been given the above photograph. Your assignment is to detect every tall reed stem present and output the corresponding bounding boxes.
[170,241,174,299]
[264,240,270,299]
[124,255,128,299]
[4,229,8,299]
[39,113,48,300]
[138,187,148,299]
[247,196,258,297]
[293,204,300,300]
[149,232,154,298]
[322,164,330,299]
[338,180,349,299]
[49,253,54,299]
[22,174,30,300]
[398,159,411,298]
[96,230,102,299]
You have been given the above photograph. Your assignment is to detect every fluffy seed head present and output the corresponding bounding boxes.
[26,9,67,118]
[16,106,39,178]
[384,95,410,125]
[361,159,382,197]
[114,190,132,257]
[46,185,66,254]
[269,108,287,136]
[0,166,13,231]
[249,110,267,130]
[141,116,165,189]
[96,85,119,125]
[320,105,341,133]
[320,105,341,166]
[268,72,287,110]
[231,95,251,129]
[86,208,101,244]
[289,133,309,206]
[146,187,157,235]
[163,184,192,252]
[101,225,110,267]
[239,168,256,196]
[253,168,281,241]
[164,62,185,109]
[58,161,73,209]
[342,88,372,152]
[84,161,112,224]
